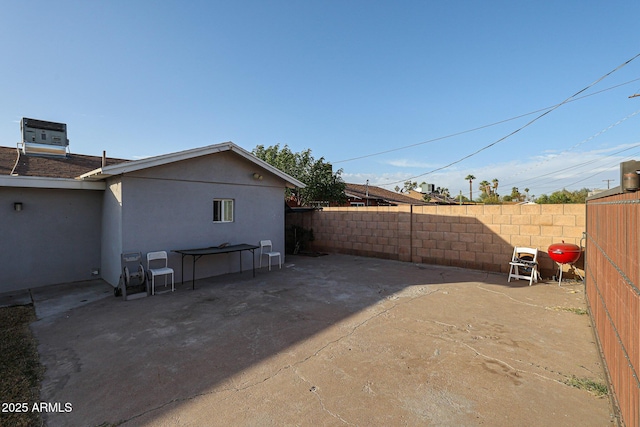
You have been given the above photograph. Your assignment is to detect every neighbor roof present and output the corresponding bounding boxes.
[345,183,431,205]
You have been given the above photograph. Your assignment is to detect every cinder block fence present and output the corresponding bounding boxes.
[287,204,586,279]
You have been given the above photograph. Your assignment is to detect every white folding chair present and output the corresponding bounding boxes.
[147,251,175,295]
[508,247,540,286]
[259,240,281,271]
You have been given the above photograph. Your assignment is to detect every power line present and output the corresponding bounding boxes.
[509,143,640,193]
[503,109,640,182]
[332,76,640,164]
[603,179,614,189]
[514,143,640,184]
[378,52,640,186]
[545,149,640,193]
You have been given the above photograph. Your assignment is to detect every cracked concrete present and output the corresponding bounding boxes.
[28,254,614,426]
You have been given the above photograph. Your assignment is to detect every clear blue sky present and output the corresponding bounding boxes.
[1,1,639,198]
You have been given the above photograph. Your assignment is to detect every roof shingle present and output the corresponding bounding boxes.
[0,146,128,179]
[345,183,432,205]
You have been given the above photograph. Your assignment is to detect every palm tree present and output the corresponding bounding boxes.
[524,188,530,201]
[492,178,499,196]
[479,180,491,196]
[465,174,475,201]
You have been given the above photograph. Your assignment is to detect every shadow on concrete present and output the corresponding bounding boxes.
[29,254,609,426]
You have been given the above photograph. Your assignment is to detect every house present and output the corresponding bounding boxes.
[342,183,439,206]
[402,188,458,205]
[0,141,304,293]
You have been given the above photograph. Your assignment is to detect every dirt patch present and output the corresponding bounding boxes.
[0,305,43,427]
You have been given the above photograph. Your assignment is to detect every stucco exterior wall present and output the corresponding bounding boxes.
[0,187,102,292]
[101,151,287,285]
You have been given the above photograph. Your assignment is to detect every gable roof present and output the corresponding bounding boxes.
[345,183,432,205]
[0,142,305,190]
[78,142,305,189]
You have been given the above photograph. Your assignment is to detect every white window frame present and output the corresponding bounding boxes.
[213,199,234,223]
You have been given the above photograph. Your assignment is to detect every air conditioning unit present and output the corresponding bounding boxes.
[20,117,69,157]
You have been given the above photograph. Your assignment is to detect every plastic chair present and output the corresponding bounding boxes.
[508,247,540,286]
[147,251,175,295]
[259,240,281,271]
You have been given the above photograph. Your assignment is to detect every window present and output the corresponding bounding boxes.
[213,199,234,222]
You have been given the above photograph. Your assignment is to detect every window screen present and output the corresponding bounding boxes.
[213,199,234,222]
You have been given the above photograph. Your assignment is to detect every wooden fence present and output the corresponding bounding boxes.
[586,191,640,426]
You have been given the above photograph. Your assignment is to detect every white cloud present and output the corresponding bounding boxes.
[342,142,640,197]
[385,158,439,168]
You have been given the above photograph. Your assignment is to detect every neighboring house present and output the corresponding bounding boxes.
[403,188,458,205]
[0,142,304,293]
[342,183,435,206]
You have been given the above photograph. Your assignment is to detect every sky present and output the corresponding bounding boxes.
[1,0,639,199]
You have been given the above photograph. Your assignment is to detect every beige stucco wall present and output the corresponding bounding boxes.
[289,204,585,279]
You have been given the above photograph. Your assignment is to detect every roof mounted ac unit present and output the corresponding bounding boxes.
[20,117,69,157]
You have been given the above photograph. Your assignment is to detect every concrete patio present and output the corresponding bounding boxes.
[20,254,614,426]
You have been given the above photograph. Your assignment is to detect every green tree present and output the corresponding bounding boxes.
[479,180,491,197]
[509,187,523,202]
[455,193,470,203]
[252,144,346,206]
[535,188,590,204]
[403,180,418,192]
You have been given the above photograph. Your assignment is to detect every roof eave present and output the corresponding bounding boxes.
[78,142,306,189]
[0,175,106,190]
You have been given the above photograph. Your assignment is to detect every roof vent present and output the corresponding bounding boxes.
[20,117,69,157]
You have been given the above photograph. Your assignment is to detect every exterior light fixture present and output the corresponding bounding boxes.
[253,173,263,180]
[14,202,23,211]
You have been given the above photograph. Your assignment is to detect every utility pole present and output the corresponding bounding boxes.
[603,179,614,189]
[365,179,369,207]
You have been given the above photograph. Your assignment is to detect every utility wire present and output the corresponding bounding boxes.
[503,109,640,182]
[543,146,640,193]
[379,53,640,186]
[332,77,640,164]
[504,143,640,190]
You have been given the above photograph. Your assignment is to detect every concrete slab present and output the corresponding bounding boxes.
[30,279,114,320]
[29,254,615,426]
[0,289,32,307]
[0,279,114,315]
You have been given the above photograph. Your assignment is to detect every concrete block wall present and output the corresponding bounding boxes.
[287,204,586,279]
